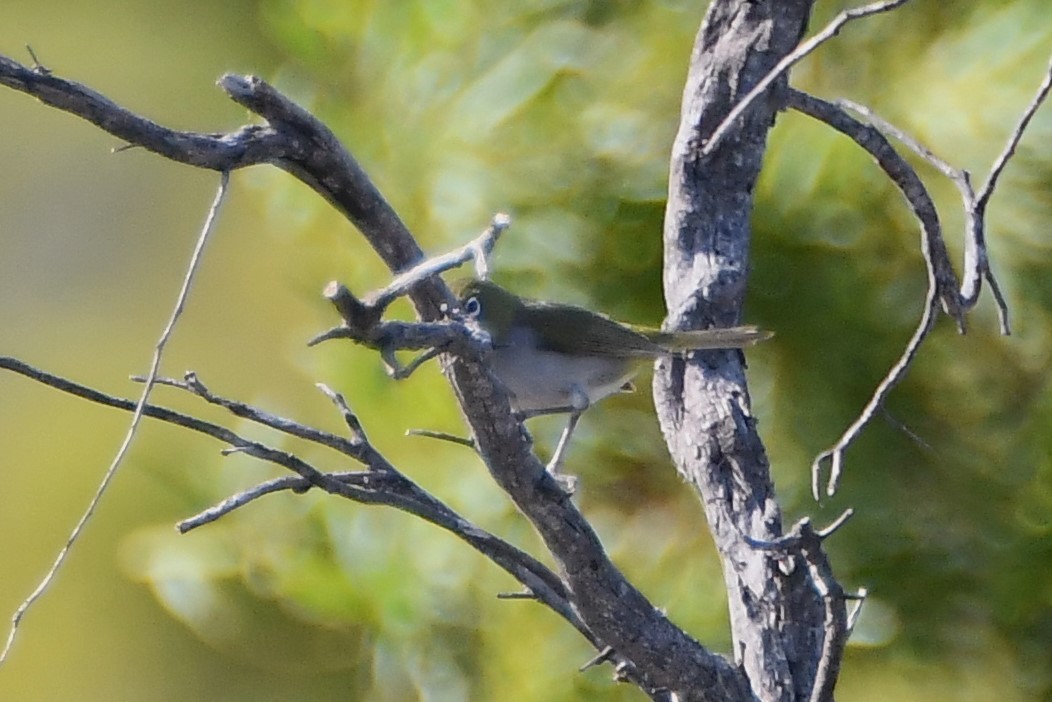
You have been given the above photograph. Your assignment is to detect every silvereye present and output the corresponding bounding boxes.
[456,279,771,486]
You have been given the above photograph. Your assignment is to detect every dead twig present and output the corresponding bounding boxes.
[0,357,589,657]
[787,53,1052,497]
[703,0,913,157]
[0,171,229,666]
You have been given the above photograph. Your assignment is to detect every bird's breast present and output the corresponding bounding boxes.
[487,335,636,413]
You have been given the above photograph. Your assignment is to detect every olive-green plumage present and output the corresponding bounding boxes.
[456,279,770,414]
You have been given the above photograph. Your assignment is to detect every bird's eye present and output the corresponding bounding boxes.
[463,296,481,317]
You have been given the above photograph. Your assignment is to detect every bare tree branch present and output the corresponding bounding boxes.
[306,212,510,371]
[177,473,323,531]
[0,171,230,666]
[0,360,584,644]
[0,54,445,314]
[786,89,963,323]
[655,2,836,700]
[307,285,481,358]
[834,98,1007,323]
[365,212,511,310]
[0,50,749,698]
[744,515,852,702]
[977,56,1052,210]
[7,2,1035,696]
[785,91,954,499]
[702,0,913,158]
[405,428,478,450]
[785,56,1052,497]
[3,356,681,699]
[0,55,269,169]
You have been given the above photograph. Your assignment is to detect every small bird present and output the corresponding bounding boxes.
[456,279,771,487]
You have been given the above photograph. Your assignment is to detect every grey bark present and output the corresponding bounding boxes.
[655,3,831,702]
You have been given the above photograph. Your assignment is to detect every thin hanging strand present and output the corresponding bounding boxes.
[0,170,231,666]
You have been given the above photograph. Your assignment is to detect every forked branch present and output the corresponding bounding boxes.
[786,56,1052,498]
[1,359,592,644]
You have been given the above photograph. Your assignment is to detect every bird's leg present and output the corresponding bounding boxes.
[545,387,589,494]
[548,412,581,477]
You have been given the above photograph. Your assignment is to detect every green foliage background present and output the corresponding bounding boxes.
[1,1,1050,700]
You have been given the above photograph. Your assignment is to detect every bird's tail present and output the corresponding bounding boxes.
[647,326,773,352]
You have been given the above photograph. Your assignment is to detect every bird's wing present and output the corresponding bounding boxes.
[521,302,660,357]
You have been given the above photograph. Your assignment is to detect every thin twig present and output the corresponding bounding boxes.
[0,171,229,667]
[881,407,936,455]
[406,428,477,450]
[579,646,617,672]
[496,591,537,600]
[382,346,444,379]
[0,357,589,653]
[138,372,373,464]
[845,588,869,635]
[973,57,1052,333]
[836,99,960,177]
[177,471,407,532]
[24,45,49,75]
[790,66,1052,498]
[365,213,511,311]
[177,473,328,532]
[812,293,940,499]
[977,56,1052,209]
[314,384,368,445]
[816,509,855,539]
[702,0,913,156]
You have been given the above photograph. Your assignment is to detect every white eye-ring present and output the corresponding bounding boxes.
[463,296,481,317]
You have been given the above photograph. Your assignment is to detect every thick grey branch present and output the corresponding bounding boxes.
[0,54,279,169]
[657,3,833,701]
